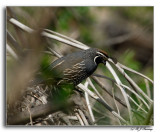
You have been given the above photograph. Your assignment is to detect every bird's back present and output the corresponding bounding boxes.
[30,48,98,86]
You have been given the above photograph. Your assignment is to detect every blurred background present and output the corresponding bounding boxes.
[7,7,153,125]
[10,7,153,75]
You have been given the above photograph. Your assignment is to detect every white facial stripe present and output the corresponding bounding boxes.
[94,56,99,65]
[97,51,107,58]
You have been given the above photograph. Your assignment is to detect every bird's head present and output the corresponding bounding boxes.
[94,49,109,65]
[95,48,118,65]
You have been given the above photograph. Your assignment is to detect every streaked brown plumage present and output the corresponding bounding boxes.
[31,48,109,87]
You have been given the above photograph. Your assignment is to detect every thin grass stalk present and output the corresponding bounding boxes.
[112,86,121,125]
[108,58,153,104]
[47,47,62,58]
[9,18,34,33]
[143,103,153,125]
[118,62,153,84]
[92,73,149,110]
[75,113,84,126]
[145,79,151,99]
[66,116,78,120]
[92,107,120,125]
[91,76,127,108]
[121,84,150,109]
[87,78,111,108]
[9,18,88,50]
[44,29,89,49]
[42,32,88,50]
[111,111,129,125]
[77,109,89,125]
[106,61,133,124]
[6,43,18,60]
[78,83,99,100]
[128,96,148,114]
[78,83,127,124]
[84,82,96,123]
[7,30,22,55]
[87,77,123,124]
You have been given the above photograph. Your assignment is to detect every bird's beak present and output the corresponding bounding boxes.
[102,59,107,65]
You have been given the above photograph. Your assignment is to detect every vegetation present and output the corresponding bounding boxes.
[7,7,153,126]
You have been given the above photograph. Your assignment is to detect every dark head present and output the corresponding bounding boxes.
[94,48,109,65]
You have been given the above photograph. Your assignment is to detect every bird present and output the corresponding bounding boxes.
[31,48,110,87]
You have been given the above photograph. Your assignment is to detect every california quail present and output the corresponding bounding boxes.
[31,48,109,87]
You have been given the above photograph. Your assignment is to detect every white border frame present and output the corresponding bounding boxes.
[1,0,159,132]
